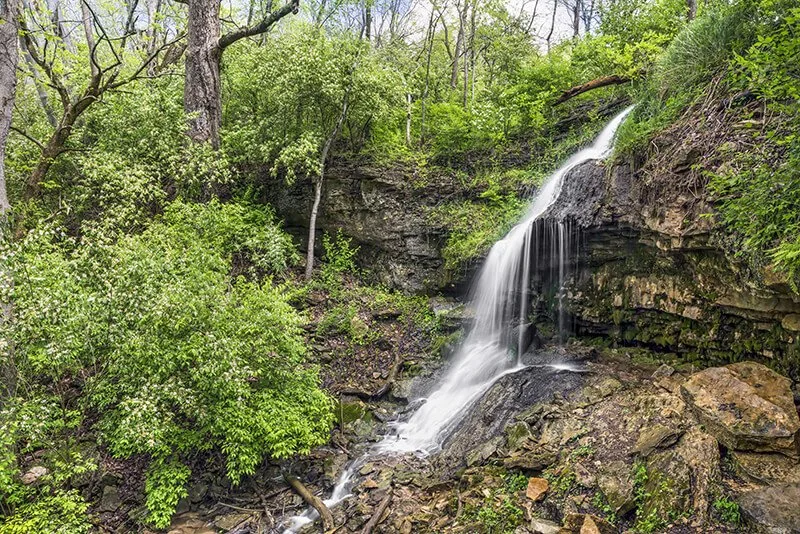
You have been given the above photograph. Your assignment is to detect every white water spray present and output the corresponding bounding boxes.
[283,106,633,532]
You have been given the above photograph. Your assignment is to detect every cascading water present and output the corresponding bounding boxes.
[282,105,633,532]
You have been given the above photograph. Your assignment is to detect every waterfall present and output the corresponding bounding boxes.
[380,105,633,454]
[283,105,633,532]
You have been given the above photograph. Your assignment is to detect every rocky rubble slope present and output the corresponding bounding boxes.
[159,345,799,534]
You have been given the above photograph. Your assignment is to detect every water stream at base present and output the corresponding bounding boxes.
[283,106,633,533]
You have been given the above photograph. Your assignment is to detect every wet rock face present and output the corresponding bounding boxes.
[681,362,800,458]
[265,163,450,293]
[538,159,800,380]
[435,351,587,471]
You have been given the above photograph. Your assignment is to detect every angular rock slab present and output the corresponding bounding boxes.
[738,483,800,534]
[559,513,615,534]
[732,451,800,485]
[526,477,549,501]
[681,362,800,458]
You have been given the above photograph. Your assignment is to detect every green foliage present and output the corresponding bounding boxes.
[316,303,374,345]
[591,491,618,524]
[713,496,741,524]
[322,231,360,277]
[0,394,91,514]
[614,1,758,157]
[161,199,298,273]
[316,230,361,292]
[3,200,332,526]
[224,24,404,177]
[0,490,91,534]
[543,467,577,496]
[8,79,231,231]
[705,1,800,286]
[657,4,755,95]
[503,472,529,493]
[430,116,608,273]
[431,185,526,273]
[732,1,800,103]
[475,496,524,534]
[145,458,191,529]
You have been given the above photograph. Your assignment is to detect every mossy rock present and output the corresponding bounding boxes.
[505,421,532,452]
[336,400,371,424]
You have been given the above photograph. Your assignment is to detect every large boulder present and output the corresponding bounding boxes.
[738,483,800,533]
[681,362,800,458]
[641,428,720,522]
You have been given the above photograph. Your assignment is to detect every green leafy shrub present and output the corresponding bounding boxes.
[615,2,757,157]
[705,1,800,286]
[0,490,91,534]
[2,200,333,527]
[318,230,360,290]
[145,458,191,528]
[713,496,741,524]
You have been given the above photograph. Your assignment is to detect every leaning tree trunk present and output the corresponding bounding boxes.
[305,96,350,280]
[185,0,222,148]
[25,91,97,199]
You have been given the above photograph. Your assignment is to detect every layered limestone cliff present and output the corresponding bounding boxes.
[541,156,800,381]
[265,162,450,293]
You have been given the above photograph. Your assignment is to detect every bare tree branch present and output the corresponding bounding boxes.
[108,33,186,89]
[9,127,45,150]
[218,0,298,50]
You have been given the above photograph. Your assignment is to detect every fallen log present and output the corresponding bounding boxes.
[360,493,393,534]
[554,75,631,105]
[284,473,335,531]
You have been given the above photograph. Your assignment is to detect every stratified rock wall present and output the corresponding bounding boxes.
[541,159,800,380]
[265,162,450,293]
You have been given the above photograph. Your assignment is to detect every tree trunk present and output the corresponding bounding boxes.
[451,1,464,89]
[360,494,392,534]
[146,0,163,75]
[284,474,334,531]
[364,0,371,42]
[25,92,97,199]
[546,0,557,51]
[1,0,18,214]
[0,0,18,400]
[420,9,435,144]
[405,92,411,146]
[305,176,324,280]
[553,74,630,104]
[462,8,468,108]
[687,0,697,20]
[583,0,595,32]
[305,95,349,280]
[185,0,222,148]
[572,0,580,38]
[468,0,476,106]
